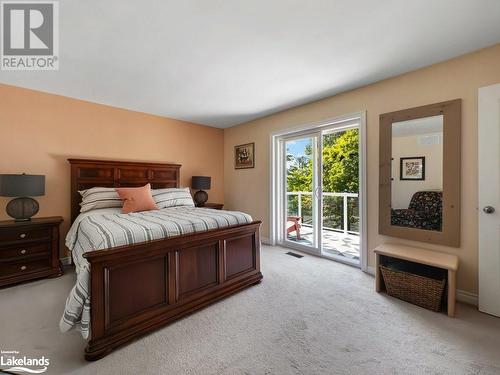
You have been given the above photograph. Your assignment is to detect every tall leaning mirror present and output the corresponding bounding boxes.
[379,100,461,247]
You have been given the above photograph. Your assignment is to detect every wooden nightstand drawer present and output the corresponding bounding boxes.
[0,242,50,261]
[0,258,51,278]
[0,216,63,287]
[0,227,51,243]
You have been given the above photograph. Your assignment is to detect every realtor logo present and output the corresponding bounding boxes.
[1,350,50,374]
[1,1,59,70]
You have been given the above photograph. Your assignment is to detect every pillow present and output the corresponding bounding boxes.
[152,187,195,209]
[115,184,158,214]
[79,187,123,213]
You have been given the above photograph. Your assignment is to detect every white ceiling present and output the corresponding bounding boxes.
[393,115,443,137]
[1,1,500,128]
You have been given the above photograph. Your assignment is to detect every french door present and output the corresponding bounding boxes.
[279,122,362,266]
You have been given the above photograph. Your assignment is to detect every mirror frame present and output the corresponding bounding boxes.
[379,99,461,247]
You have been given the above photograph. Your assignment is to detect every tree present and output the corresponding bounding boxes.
[286,129,358,193]
[286,129,359,231]
[322,130,359,193]
[286,154,312,192]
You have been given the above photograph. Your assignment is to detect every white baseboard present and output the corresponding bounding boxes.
[456,289,478,306]
[260,237,272,245]
[60,256,72,266]
[365,266,375,275]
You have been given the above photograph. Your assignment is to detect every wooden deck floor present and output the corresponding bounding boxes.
[287,226,360,261]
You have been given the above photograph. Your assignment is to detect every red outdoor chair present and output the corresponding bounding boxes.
[287,216,302,240]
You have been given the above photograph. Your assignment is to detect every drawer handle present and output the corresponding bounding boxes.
[19,233,26,239]
[20,249,27,255]
[20,265,27,271]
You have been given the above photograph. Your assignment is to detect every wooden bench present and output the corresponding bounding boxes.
[374,243,459,317]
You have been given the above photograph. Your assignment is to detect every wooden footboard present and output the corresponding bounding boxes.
[82,221,262,361]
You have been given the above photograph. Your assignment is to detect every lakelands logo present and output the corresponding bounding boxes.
[1,1,59,70]
[1,350,50,373]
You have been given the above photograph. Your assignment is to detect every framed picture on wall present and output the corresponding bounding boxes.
[400,156,425,180]
[235,142,255,169]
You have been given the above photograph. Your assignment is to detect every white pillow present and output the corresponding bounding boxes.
[152,187,195,209]
[79,187,123,213]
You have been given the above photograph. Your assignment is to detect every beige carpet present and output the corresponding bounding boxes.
[1,245,500,375]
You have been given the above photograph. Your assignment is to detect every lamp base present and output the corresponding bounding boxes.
[193,190,208,207]
[6,197,39,221]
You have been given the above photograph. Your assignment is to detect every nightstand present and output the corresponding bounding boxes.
[199,203,224,210]
[0,216,63,288]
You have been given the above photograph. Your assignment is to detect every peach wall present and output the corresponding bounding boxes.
[224,43,500,294]
[0,84,224,256]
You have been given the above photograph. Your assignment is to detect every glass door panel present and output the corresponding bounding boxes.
[284,135,319,252]
[321,128,360,263]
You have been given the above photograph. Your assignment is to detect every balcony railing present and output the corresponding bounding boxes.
[286,191,359,235]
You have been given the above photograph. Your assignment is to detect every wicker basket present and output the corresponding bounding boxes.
[380,265,446,311]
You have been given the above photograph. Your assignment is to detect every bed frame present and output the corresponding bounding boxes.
[68,159,262,360]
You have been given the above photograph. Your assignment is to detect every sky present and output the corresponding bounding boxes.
[286,138,311,159]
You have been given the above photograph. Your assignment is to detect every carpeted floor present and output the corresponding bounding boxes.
[1,245,500,375]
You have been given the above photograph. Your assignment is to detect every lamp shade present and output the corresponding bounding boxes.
[0,174,45,197]
[191,176,211,190]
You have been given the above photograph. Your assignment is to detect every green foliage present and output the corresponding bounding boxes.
[286,129,359,193]
[286,155,312,192]
[322,130,359,193]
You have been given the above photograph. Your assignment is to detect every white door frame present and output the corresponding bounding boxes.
[269,112,368,272]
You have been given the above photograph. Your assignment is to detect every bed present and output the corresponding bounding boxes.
[63,159,262,360]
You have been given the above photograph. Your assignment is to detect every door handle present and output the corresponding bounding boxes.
[483,206,495,214]
[315,187,321,198]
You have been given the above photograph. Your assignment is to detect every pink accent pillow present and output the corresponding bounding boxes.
[115,184,158,214]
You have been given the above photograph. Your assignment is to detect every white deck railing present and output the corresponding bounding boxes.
[286,191,359,235]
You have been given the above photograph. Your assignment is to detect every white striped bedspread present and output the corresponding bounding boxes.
[60,206,253,339]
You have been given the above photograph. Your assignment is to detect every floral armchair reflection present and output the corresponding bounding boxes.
[391,191,442,231]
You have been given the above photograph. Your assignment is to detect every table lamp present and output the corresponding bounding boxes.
[191,176,211,207]
[0,174,45,221]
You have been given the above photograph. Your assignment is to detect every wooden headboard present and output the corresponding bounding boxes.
[69,159,181,223]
